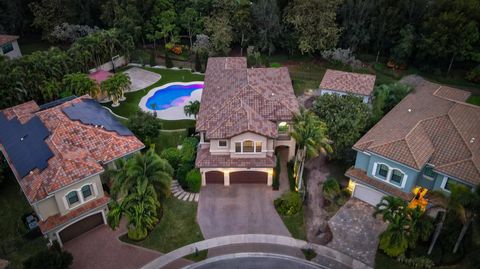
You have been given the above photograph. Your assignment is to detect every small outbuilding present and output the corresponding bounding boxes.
[319,69,376,103]
[0,35,22,59]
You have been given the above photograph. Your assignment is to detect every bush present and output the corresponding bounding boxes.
[272,154,280,190]
[180,137,199,163]
[24,241,73,269]
[396,254,434,269]
[185,169,201,193]
[321,48,362,69]
[274,191,302,216]
[466,65,480,83]
[161,148,181,171]
[177,161,194,188]
[323,177,341,202]
[127,111,162,143]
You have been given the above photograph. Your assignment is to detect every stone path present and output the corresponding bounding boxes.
[171,180,199,202]
[141,234,371,269]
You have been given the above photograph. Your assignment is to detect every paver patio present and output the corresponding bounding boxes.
[124,67,161,91]
[326,198,387,267]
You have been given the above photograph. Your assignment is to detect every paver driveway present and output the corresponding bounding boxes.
[64,220,191,269]
[198,184,303,258]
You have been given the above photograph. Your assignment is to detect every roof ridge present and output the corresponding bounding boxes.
[446,104,476,161]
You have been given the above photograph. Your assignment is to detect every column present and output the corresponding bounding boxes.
[201,171,206,186]
[224,172,230,186]
[267,170,273,186]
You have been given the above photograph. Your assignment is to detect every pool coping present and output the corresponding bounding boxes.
[139,81,204,120]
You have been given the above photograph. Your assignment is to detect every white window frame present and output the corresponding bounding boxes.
[63,183,98,210]
[423,165,436,180]
[440,176,471,193]
[233,139,264,154]
[372,162,408,189]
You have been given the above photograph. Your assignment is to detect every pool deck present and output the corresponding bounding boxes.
[139,81,203,120]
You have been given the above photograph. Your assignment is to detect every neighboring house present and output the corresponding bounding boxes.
[0,97,144,246]
[319,69,376,103]
[195,57,300,186]
[346,79,479,208]
[0,35,22,59]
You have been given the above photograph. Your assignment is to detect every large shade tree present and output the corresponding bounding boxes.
[290,108,332,192]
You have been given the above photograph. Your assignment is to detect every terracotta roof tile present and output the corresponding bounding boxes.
[354,78,479,185]
[0,35,19,46]
[196,57,299,139]
[346,167,414,201]
[320,69,376,96]
[38,195,109,233]
[0,97,144,203]
[196,147,276,168]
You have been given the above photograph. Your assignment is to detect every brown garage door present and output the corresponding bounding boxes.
[205,171,224,184]
[230,171,268,184]
[59,212,104,243]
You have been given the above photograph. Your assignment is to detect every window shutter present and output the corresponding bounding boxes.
[372,163,377,176]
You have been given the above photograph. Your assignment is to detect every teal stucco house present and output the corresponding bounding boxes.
[346,79,479,208]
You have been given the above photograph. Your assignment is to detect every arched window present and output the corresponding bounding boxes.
[66,191,79,206]
[243,140,254,152]
[377,164,389,178]
[390,170,404,186]
[278,122,289,134]
[81,185,93,199]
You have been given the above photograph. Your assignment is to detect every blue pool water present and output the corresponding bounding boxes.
[145,83,204,110]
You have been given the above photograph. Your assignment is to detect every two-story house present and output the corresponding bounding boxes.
[319,69,376,103]
[195,57,299,186]
[346,78,479,208]
[0,96,144,246]
[0,35,22,59]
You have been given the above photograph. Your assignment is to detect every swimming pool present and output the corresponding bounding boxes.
[145,83,204,110]
[139,81,204,120]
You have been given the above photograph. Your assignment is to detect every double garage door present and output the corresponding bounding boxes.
[352,184,386,206]
[205,171,268,184]
[58,212,104,243]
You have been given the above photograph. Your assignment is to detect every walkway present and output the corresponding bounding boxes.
[171,180,199,202]
[141,234,371,269]
[64,219,191,269]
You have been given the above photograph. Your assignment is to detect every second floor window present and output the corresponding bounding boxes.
[218,140,227,147]
[235,142,241,152]
[243,140,254,152]
[82,185,93,199]
[424,166,437,178]
[66,191,79,206]
[390,170,404,185]
[234,140,264,153]
[377,164,389,178]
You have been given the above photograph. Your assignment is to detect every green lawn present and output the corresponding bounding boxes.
[467,95,480,105]
[122,197,206,261]
[153,130,188,153]
[278,208,307,241]
[0,177,48,268]
[103,68,204,119]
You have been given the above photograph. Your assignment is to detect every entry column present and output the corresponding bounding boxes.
[224,172,230,186]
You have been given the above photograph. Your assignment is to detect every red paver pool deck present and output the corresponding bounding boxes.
[64,219,192,269]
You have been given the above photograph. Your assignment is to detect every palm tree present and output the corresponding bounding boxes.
[290,108,332,192]
[62,72,100,98]
[184,100,200,119]
[107,179,160,240]
[110,147,173,199]
[101,73,131,106]
[378,211,411,257]
[373,196,407,221]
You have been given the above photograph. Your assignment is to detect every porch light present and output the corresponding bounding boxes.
[347,180,356,192]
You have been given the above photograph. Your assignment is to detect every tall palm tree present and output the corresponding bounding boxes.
[290,108,332,192]
[184,100,200,119]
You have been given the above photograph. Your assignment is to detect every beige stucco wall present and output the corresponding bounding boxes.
[0,40,22,59]
[200,167,274,186]
[209,139,230,154]
[52,174,104,216]
[35,197,60,221]
[229,132,269,158]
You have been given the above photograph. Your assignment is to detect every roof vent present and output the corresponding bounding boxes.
[408,108,412,112]
[470,137,475,143]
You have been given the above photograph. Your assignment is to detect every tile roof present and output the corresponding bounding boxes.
[320,69,376,96]
[354,78,480,185]
[196,147,276,168]
[346,167,414,201]
[196,57,299,139]
[38,195,109,233]
[0,34,19,46]
[0,96,144,203]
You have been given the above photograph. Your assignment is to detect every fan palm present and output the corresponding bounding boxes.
[290,108,332,192]
[183,100,200,119]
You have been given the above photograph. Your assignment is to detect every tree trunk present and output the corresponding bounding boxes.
[375,50,380,63]
[428,211,446,255]
[447,54,455,76]
[189,29,193,51]
[453,218,472,253]
[240,33,245,56]
[297,146,307,192]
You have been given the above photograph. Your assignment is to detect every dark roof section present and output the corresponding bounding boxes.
[0,114,53,177]
[39,96,77,111]
[62,99,133,136]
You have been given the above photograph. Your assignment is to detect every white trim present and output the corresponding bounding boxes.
[440,176,449,192]
[372,162,407,189]
[64,183,98,211]
[54,209,106,247]
[233,139,263,154]
[218,140,228,148]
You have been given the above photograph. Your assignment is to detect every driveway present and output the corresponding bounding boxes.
[198,184,303,258]
[64,219,191,269]
[326,198,387,267]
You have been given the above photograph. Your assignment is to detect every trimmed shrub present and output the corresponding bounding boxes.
[180,137,199,163]
[24,241,73,269]
[177,162,194,188]
[160,148,181,171]
[323,177,341,202]
[185,169,201,193]
[274,191,302,216]
[272,154,280,190]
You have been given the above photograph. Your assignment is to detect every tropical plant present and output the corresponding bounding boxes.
[323,177,341,203]
[290,108,332,192]
[185,169,201,193]
[101,73,131,106]
[126,110,162,143]
[160,148,182,171]
[183,100,200,119]
[62,72,100,97]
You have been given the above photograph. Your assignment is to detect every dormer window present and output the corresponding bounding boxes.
[243,140,254,152]
[218,140,227,148]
